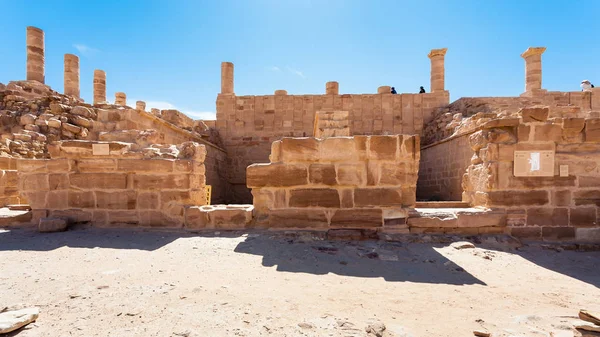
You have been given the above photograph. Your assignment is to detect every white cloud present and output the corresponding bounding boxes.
[132,99,215,120]
[73,44,99,57]
[286,66,306,79]
[267,66,281,72]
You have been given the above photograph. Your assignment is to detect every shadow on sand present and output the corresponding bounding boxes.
[233,234,487,285]
[2,226,599,288]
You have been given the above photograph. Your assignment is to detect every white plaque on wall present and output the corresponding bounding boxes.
[514,150,554,177]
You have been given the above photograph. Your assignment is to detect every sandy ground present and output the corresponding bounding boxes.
[0,227,599,337]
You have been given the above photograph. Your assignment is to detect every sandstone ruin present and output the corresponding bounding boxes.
[1,26,599,242]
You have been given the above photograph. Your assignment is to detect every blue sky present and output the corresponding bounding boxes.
[1,0,599,120]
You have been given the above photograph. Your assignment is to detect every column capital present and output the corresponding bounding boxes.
[521,47,546,58]
[428,48,448,59]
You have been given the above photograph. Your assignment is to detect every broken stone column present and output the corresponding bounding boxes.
[326,81,339,95]
[428,48,448,93]
[136,101,146,111]
[221,62,234,94]
[26,26,45,83]
[115,92,126,106]
[521,47,546,93]
[93,70,106,105]
[378,86,391,94]
[63,54,79,98]
[274,90,287,96]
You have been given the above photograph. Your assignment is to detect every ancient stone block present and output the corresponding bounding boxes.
[17,160,47,173]
[70,173,128,190]
[48,174,69,190]
[46,209,90,224]
[68,191,95,208]
[570,207,597,227]
[39,217,68,233]
[107,210,139,225]
[309,164,336,185]
[517,125,531,142]
[379,163,417,186]
[184,206,209,229]
[160,191,191,207]
[320,137,357,161]
[541,226,575,240]
[573,190,600,206]
[337,163,365,186]
[96,191,136,209]
[487,190,548,206]
[133,174,189,190]
[280,138,320,162]
[509,226,541,239]
[553,190,572,207]
[526,207,568,227]
[354,188,402,207]
[117,159,174,172]
[533,124,563,142]
[520,106,549,122]
[288,188,340,208]
[481,118,520,129]
[46,190,68,209]
[457,211,507,228]
[270,140,282,163]
[20,174,48,191]
[330,209,383,228]
[340,189,354,208]
[562,118,585,137]
[369,136,398,160]
[578,176,600,187]
[354,136,368,160]
[575,228,600,242]
[209,207,253,229]
[174,160,193,173]
[139,210,181,228]
[246,163,308,188]
[487,128,517,144]
[266,209,329,228]
[76,159,116,172]
[585,119,600,142]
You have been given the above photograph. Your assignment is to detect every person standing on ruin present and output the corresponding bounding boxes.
[581,80,593,91]
[390,87,397,94]
[419,86,426,94]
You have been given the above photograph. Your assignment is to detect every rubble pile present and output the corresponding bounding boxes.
[0,80,97,158]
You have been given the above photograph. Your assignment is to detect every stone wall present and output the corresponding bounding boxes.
[93,108,230,204]
[247,135,419,230]
[423,89,600,145]
[417,133,473,201]
[18,140,207,227]
[0,157,25,206]
[218,91,448,202]
[461,106,600,241]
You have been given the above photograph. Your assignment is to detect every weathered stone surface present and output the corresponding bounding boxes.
[533,124,563,142]
[520,106,549,122]
[70,173,127,189]
[542,226,575,239]
[208,206,253,229]
[573,190,600,206]
[354,188,402,207]
[337,163,365,186]
[330,209,383,228]
[0,308,39,334]
[309,163,336,185]
[526,207,568,227]
[184,206,209,229]
[320,137,356,161]
[266,209,329,228]
[117,159,173,172]
[247,163,307,188]
[96,191,136,209]
[39,217,67,233]
[72,106,95,119]
[585,119,600,142]
[369,136,398,160]
[570,207,597,227]
[487,190,549,206]
[134,174,189,190]
[280,138,320,162]
[289,188,340,208]
[510,226,541,239]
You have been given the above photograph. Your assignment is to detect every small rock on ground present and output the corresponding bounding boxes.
[451,241,476,250]
[0,307,39,334]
